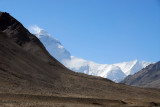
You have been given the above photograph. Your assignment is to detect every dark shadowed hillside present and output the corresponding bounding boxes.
[121,61,160,88]
[1,12,160,106]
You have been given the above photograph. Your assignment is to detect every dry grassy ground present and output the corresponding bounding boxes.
[1,12,160,107]
[0,93,160,107]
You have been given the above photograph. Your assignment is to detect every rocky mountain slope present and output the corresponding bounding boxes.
[121,61,160,88]
[29,26,153,82]
[1,12,160,106]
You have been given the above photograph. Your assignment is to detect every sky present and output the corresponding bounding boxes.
[0,0,160,64]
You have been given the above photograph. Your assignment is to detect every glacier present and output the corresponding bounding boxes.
[29,25,153,82]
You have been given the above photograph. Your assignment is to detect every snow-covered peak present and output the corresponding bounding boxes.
[28,25,71,62]
[114,60,152,76]
[28,25,154,82]
[29,25,42,34]
[141,60,154,68]
[38,30,50,37]
[29,25,52,38]
[63,56,126,82]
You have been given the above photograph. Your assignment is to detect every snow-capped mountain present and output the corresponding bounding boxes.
[29,25,71,62]
[114,60,153,76]
[63,57,152,82]
[29,25,153,82]
[63,56,126,82]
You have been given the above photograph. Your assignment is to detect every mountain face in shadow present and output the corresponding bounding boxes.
[1,12,160,106]
[121,61,160,88]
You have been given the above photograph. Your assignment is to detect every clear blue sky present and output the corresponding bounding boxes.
[1,0,160,64]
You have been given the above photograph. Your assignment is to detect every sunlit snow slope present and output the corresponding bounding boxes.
[29,25,71,62]
[29,25,153,82]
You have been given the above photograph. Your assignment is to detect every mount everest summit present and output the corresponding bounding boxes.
[29,25,153,82]
[29,25,71,62]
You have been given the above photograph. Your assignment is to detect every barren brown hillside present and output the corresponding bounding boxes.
[0,12,160,106]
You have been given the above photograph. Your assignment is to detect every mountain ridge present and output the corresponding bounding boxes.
[1,12,160,106]
[29,25,153,82]
[121,61,160,88]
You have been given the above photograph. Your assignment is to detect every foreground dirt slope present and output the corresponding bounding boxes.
[1,93,160,107]
[0,12,160,106]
